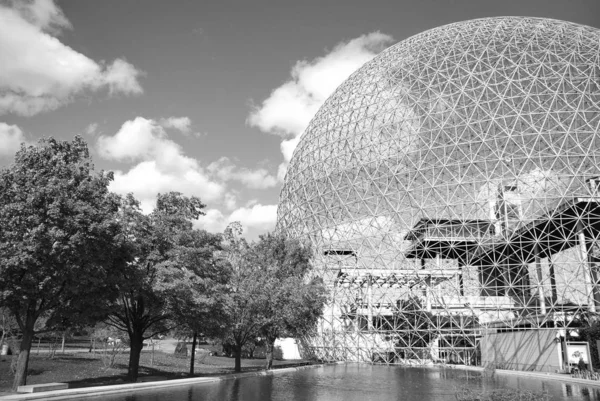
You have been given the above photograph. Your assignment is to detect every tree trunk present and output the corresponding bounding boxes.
[0,321,5,351]
[234,344,242,372]
[11,314,36,391]
[61,331,66,354]
[265,337,275,370]
[189,331,197,377]
[127,332,144,382]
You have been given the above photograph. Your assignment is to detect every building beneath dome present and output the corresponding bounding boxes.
[277,17,600,372]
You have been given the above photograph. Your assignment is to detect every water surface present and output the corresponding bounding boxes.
[94,364,600,401]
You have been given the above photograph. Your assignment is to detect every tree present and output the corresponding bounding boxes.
[0,137,122,390]
[220,222,262,372]
[394,296,434,359]
[106,192,205,382]
[220,228,326,372]
[249,233,327,369]
[160,228,230,376]
[575,314,600,370]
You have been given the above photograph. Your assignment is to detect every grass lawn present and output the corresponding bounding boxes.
[0,348,312,394]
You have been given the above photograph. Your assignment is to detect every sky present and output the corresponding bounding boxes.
[1,0,599,239]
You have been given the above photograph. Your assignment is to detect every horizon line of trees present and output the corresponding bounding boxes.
[0,136,327,391]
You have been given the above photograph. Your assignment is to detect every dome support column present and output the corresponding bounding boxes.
[534,243,546,315]
[577,221,596,313]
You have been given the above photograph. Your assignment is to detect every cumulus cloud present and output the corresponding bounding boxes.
[159,116,191,133]
[98,117,164,161]
[0,122,27,156]
[98,117,280,223]
[110,161,225,213]
[195,204,278,234]
[194,208,227,233]
[0,0,143,116]
[85,123,98,135]
[102,59,144,96]
[97,117,225,213]
[10,0,71,33]
[224,192,238,211]
[248,32,393,177]
[230,204,277,231]
[207,157,278,189]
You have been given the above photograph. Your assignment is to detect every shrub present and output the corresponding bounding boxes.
[174,341,188,358]
[273,346,283,360]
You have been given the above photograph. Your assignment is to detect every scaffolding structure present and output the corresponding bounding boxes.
[276,17,600,367]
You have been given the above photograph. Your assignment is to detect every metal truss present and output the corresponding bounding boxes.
[276,17,600,366]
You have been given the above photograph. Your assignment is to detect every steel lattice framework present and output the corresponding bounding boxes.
[277,17,600,366]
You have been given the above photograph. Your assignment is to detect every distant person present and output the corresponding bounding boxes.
[578,357,587,371]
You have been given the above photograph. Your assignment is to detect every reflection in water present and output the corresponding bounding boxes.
[562,383,600,400]
[95,365,600,401]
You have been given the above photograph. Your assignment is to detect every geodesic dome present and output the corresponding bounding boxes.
[277,17,600,366]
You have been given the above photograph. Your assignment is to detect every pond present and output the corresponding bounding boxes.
[92,364,600,401]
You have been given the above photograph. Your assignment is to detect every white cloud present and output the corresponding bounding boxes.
[159,116,191,133]
[97,117,164,161]
[248,32,393,172]
[229,204,277,231]
[0,0,143,116]
[10,0,71,34]
[98,117,225,213]
[0,122,27,156]
[194,204,278,234]
[224,192,238,210]
[280,135,302,164]
[194,208,227,233]
[102,59,144,96]
[207,157,278,189]
[85,123,98,135]
[100,117,279,235]
[110,161,224,213]
[276,163,288,182]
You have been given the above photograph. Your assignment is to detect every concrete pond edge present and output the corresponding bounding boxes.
[437,363,600,388]
[0,362,342,401]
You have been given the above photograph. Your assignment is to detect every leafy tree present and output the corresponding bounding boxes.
[220,222,263,372]
[250,233,326,369]
[220,228,326,371]
[576,315,600,370]
[0,137,122,390]
[106,192,205,382]
[160,228,230,376]
[394,296,434,358]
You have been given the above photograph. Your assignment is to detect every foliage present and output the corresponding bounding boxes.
[106,191,206,382]
[219,222,260,372]
[162,229,228,334]
[249,233,327,369]
[220,229,326,371]
[394,296,435,350]
[0,136,122,390]
[578,316,600,370]
[159,227,229,376]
